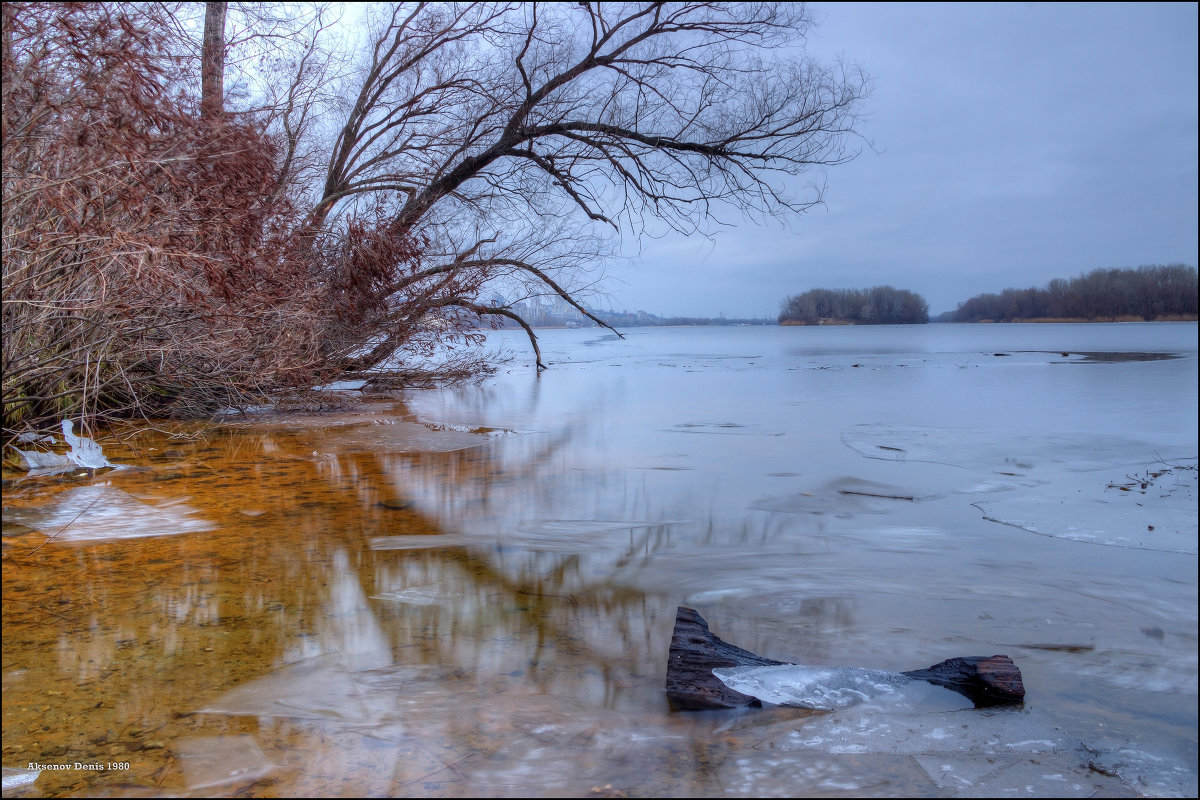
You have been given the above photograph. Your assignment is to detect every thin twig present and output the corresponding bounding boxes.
[25,493,103,556]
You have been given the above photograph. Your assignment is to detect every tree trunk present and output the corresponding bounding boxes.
[201,2,227,120]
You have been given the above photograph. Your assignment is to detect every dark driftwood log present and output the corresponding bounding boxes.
[665,606,1024,710]
[900,656,1026,707]
[666,606,787,709]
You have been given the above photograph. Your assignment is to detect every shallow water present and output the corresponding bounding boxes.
[2,322,1196,797]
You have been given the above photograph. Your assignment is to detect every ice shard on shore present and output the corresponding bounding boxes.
[59,419,113,469]
[13,420,114,474]
[713,664,915,710]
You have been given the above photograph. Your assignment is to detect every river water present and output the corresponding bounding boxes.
[2,322,1196,797]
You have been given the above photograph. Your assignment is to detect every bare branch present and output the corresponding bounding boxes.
[441,299,546,371]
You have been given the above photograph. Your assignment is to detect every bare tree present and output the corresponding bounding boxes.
[2,1,869,443]
[307,1,870,372]
[157,2,351,199]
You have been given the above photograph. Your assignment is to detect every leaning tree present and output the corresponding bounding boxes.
[2,1,869,441]
[300,1,871,371]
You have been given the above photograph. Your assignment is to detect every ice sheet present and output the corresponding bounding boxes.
[1081,743,1200,798]
[1,767,39,792]
[755,704,1196,797]
[843,424,1197,553]
[500,518,689,552]
[752,477,938,517]
[841,423,1173,474]
[975,460,1198,554]
[369,534,474,550]
[1,484,213,541]
[714,664,916,710]
[976,494,1196,554]
[371,584,447,605]
[173,735,275,790]
[713,664,973,713]
[773,707,1069,757]
[196,656,698,796]
[370,520,688,554]
[301,420,502,454]
[912,754,1101,798]
[198,655,442,731]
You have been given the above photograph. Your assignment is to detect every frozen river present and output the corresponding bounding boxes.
[3,322,1196,797]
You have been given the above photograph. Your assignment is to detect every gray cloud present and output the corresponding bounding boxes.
[603,2,1198,317]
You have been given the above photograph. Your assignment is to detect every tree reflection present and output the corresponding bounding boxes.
[1,400,854,796]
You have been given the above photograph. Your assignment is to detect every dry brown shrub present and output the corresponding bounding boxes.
[1,3,342,443]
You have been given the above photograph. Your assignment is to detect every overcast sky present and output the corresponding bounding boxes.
[599,2,1198,318]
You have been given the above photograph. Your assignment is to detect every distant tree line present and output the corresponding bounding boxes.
[942,265,1197,323]
[592,309,772,327]
[779,286,929,325]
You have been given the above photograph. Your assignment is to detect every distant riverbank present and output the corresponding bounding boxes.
[938,314,1198,324]
[782,314,1198,326]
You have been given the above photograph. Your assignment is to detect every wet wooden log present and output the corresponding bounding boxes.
[665,606,787,709]
[900,656,1026,707]
[665,606,1024,710]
